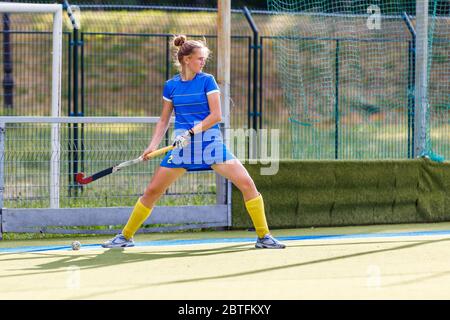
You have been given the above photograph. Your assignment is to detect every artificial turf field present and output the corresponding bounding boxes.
[1,222,450,300]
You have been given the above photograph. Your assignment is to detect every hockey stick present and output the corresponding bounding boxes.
[75,145,174,185]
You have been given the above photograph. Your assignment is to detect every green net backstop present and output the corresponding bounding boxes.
[267,0,449,161]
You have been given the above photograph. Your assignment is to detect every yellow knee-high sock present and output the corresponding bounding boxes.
[122,198,153,240]
[245,194,270,238]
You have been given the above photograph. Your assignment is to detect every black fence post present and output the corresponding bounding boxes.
[402,12,416,159]
[243,7,260,132]
[247,36,252,131]
[67,33,73,196]
[72,27,80,194]
[80,32,85,178]
[165,35,170,146]
[243,7,260,159]
[335,39,340,160]
[259,36,263,130]
[2,13,13,110]
[63,0,83,195]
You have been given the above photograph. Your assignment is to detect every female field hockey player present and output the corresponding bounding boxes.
[102,35,285,249]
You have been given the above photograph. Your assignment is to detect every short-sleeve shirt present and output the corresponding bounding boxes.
[163,72,220,133]
[160,72,235,171]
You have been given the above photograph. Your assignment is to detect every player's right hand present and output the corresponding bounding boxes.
[141,146,157,160]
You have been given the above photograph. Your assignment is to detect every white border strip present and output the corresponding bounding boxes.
[0,2,61,13]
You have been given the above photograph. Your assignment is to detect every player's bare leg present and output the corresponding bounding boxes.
[212,159,258,201]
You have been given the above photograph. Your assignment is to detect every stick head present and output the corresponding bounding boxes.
[75,172,86,184]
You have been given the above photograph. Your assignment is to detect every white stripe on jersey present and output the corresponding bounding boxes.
[176,111,210,116]
[174,101,208,107]
[173,92,204,97]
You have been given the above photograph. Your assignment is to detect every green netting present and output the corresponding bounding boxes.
[267,0,449,161]
[424,0,449,162]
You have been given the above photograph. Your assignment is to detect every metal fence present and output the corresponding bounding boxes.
[0,4,448,210]
[0,116,229,234]
[1,5,448,159]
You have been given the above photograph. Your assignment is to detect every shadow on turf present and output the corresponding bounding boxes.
[3,237,450,299]
[151,237,450,286]
[68,237,450,299]
[4,237,450,278]
[1,243,253,277]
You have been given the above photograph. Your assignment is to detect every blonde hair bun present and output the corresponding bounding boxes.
[173,35,187,47]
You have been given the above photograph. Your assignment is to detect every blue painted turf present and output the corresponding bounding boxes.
[1,229,450,253]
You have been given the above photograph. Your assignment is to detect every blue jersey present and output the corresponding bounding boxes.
[163,72,220,132]
[160,72,235,171]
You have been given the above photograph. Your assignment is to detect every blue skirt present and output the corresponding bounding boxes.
[160,140,236,171]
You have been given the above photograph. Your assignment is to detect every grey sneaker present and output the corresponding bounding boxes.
[255,234,286,249]
[101,233,135,248]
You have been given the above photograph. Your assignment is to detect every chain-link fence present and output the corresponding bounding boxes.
[1,118,217,208]
[0,2,448,209]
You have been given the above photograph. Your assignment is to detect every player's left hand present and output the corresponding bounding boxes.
[172,131,191,149]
